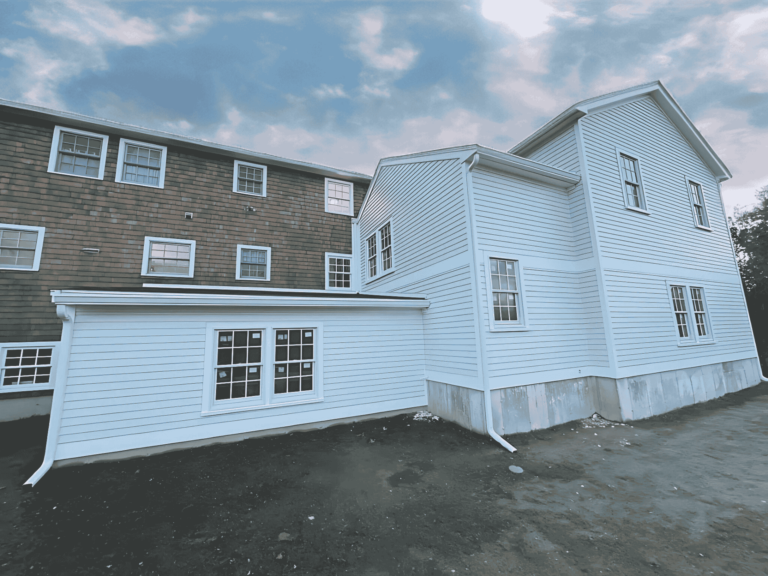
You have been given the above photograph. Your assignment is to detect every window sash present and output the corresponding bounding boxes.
[379,223,392,272]
[328,257,351,288]
[274,329,315,395]
[0,229,39,269]
[2,347,53,387]
[56,132,103,177]
[240,249,268,279]
[689,182,709,227]
[237,165,264,193]
[670,285,691,339]
[490,258,521,323]
[148,242,191,275]
[327,180,351,214]
[214,330,263,401]
[620,154,644,209]
[690,287,709,337]
[367,235,377,277]
[123,144,162,185]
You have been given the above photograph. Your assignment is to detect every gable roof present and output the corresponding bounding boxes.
[508,80,731,182]
[0,98,372,184]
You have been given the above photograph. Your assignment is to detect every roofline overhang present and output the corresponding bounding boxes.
[50,290,430,309]
[0,99,372,184]
[468,147,581,189]
[509,81,732,182]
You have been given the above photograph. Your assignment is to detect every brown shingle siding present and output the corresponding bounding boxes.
[0,111,369,343]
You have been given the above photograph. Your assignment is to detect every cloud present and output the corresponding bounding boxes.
[481,0,560,39]
[312,84,349,100]
[348,8,419,72]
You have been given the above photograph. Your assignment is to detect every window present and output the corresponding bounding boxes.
[326,253,352,290]
[115,138,167,188]
[668,283,713,345]
[325,178,354,216]
[615,150,648,212]
[215,330,262,401]
[687,180,710,229]
[275,329,314,395]
[1,344,56,391]
[235,245,271,281]
[490,258,521,323]
[0,224,45,271]
[233,160,267,197]
[365,221,395,282]
[47,126,109,180]
[141,237,195,278]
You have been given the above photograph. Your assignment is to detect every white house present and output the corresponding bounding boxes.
[24,81,765,485]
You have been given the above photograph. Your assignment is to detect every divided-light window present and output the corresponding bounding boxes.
[668,284,712,345]
[233,161,267,196]
[490,258,521,323]
[325,178,353,215]
[141,237,195,278]
[688,181,710,228]
[116,139,167,188]
[326,253,352,290]
[615,150,648,212]
[215,330,262,401]
[365,221,395,282]
[47,126,108,180]
[274,329,314,395]
[236,245,271,281]
[2,347,53,387]
[0,224,46,271]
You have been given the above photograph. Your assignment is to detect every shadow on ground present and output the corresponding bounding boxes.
[2,383,768,575]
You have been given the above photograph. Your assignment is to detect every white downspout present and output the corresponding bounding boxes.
[463,152,516,454]
[25,304,76,486]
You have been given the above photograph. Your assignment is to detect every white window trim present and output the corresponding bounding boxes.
[0,341,59,393]
[235,244,272,282]
[325,252,354,291]
[0,223,46,272]
[233,160,267,197]
[684,176,712,231]
[47,126,109,181]
[140,236,196,278]
[201,322,324,416]
[614,147,650,214]
[324,178,354,216]
[115,138,168,189]
[665,280,715,346]
[365,219,396,284]
[484,254,529,332]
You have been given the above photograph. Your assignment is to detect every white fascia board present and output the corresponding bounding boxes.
[508,108,586,157]
[0,98,371,185]
[143,282,426,298]
[50,290,429,309]
[470,147,581,189]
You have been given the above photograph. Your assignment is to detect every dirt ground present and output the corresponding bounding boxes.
[2,384,768,576]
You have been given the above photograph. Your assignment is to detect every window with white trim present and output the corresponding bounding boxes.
[1,345,54,389]
[325,178,354,216]
[47,126,109,180]
[233,160,267,196]
[668,284,712,344]
[490,258,521,323]
[236,245,271,281]
[326,253,352,290]
[215,330,262,401]
[274,329,315,395]
[0,224,46,271]
[115,138,167,188]
[141,237,195,278]
[688,180,709,228]
[616,151,647,211]
[366,221,395,281]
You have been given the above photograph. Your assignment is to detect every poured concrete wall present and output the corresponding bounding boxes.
[0,393,52,422]
[427,380,486,434]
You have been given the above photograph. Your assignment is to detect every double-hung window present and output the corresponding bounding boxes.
[616,150,648,212]
[203,324,322,415]
[687,180,710,229]
[141,237,196,278]
[668,283,713,345]
[1,345,56,390]
[233,160,267,196]
[325,178,354,216]
[365,220,395,282]
[236,245,271,281]
[47,126,109,180]
[0,224,46,271]
[115,138,168,188]
[487,257,526,329]
[326,253,352,290]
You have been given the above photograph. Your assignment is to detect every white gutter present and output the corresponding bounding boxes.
[25,305,76,486]
[141,283,423,298]
[463,152,517,454]
[51,290,429,308]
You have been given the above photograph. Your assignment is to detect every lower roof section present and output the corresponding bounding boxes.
[50,288,429,309]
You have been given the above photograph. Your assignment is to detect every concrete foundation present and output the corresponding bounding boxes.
[0,391,53,422]
[428,358,763,436]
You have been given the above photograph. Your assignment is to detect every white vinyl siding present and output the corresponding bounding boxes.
[47,126,109,180]
[115,138,168,189]
[233,160,267,196]
[54,306,426,460]
[0,224,46,271]
[525,127,581,175]
[141,237,196,278]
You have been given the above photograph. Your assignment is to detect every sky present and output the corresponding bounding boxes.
[1,0,767,215]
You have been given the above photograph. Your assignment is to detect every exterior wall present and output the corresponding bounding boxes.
[525,127,581,175]
[0,111,367,344]
[358,157,480,385]
[53,305,426,461]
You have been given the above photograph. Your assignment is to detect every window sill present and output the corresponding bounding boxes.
[365,267,396,284]
[0,266,38,272]
[116,179,164,190]
[202,396,323,416]
[233,190,266,198]
[694,225,712,232]
[0,385,54,397]
[625,206,651,215]
[489,324,529,333]
[141,272,194,279]
[47,169,103,181]
[677,339,716,347]
[235,277,271,282]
